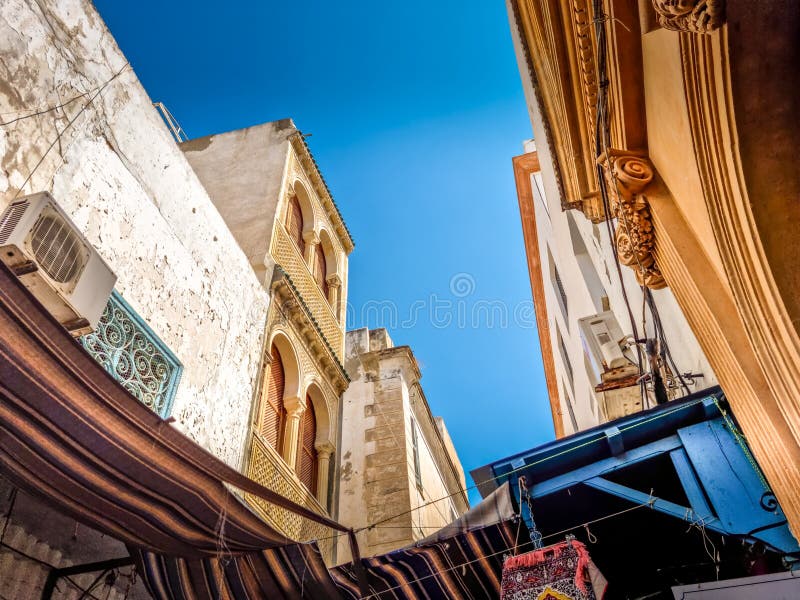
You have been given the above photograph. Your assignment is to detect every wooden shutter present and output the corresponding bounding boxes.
[297,395,318,495]
[314,248,329,300]
[260,345,286,453]
[286,196,305,257]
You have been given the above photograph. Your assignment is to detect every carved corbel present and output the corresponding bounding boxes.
[598,151,667,289]
[651,0,725,33]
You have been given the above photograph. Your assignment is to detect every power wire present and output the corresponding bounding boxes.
[591,0,648,408]
[0,87,95,126]
[8,62,129,204]
[357,496,657,599]
[354,396,707,535]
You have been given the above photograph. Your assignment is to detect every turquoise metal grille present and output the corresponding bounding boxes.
[80,291,182,417]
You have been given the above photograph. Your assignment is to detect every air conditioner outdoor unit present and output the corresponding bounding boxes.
[0,192,116,337]
[578,311,636,382]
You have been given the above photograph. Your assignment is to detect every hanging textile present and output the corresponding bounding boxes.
[500,539,607,600]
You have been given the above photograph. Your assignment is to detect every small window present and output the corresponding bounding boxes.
[554,266,568,319]
[286,195,305,257]
[547,247,569,323]
[261,345,288,452]
[297,395,318,495]
[557,328,574,391]
[80,291,182,417]
[562,380,579,432]
[313,247,329,300]
[410,416,422,490]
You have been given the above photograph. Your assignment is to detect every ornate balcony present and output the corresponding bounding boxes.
[245,434,335,561]
[271,223,343,358]
[80,291,182,417]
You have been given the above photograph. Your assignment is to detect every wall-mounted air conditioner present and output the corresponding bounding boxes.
[0,192,116,336]
[578,311,636,382]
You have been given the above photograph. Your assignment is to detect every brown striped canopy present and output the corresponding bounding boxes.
[0,262,347,558]
[134,543,344,599]
[331,520,524,600]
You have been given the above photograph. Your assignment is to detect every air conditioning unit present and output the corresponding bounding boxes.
[578,311,636,382]
[0,192,116,337]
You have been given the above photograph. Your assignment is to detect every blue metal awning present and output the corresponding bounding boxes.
[471,388,799,556]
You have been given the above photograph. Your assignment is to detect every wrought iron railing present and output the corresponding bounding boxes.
[80,291,182,417]
[271,223,343,357]
[245,434,335,561]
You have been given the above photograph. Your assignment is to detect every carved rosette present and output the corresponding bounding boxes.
[652,0,725,33]
[600,152,667,289]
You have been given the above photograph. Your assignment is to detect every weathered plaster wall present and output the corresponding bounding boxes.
[0,0,269,468]
[338,329,467,562]
[180,122,291,284]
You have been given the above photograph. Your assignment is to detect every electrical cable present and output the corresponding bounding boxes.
[8,62,129,204]
[353,396,707,535]
[358,498,656,599]
[590,0,648,408]
[0,87,96,126]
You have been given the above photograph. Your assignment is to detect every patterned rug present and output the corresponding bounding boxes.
[500,539,607,600]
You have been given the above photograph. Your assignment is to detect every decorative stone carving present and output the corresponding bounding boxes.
[652,0,725,33]
[599,151,667,289]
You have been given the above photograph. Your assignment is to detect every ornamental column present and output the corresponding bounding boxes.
[315,441,335,510]
[303,230,320,266]
[282,395,306,470]
[326,274,341,318]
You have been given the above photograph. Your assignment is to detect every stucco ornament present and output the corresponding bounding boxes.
[652,0,725,33]
[600,152,667,290]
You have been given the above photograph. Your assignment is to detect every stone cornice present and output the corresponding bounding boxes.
[288,133,355,254]
[360,345,421,385]
[271,268,350,394]
[512,0,596,215]
[511,0,649,224]
[512,151,565,438]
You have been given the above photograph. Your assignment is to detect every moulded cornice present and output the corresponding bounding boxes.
[270,271,349,394]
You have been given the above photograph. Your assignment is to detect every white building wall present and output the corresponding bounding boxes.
[406,392,462,538]
[0,0,269,468]
[507,0,716,434]
[527,137,716,434]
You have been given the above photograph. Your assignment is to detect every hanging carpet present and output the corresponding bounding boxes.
[500,539,607,600]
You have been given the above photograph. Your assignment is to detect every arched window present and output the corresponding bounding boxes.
[286,195,305,257]
[313,247,329,300]
[260,345,287,453]
[297,395,318,495]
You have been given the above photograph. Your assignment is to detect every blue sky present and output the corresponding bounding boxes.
[94,0,554,504]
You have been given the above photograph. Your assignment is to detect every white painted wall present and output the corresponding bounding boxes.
[0,0,269,468]
[506,1,716,434]
[526,138,717,434]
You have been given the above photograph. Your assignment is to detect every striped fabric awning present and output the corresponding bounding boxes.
[0,262,346,557]
[331,520,525,600]
[134,543,344,599]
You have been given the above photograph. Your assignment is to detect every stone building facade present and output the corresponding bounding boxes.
[337,328,469,562]
[181,122,354,549]
[0,0,353,593]
[505,0,800,537]
[1,0,269,470]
